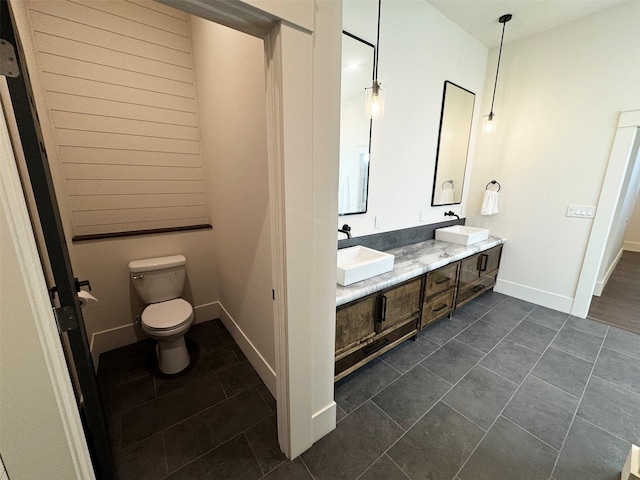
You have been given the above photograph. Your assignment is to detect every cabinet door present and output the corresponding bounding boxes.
[478,245,502,274]
[375,277,422,333]
[335,296,377,354]
[458,253,481,289]
[425,262,458,298]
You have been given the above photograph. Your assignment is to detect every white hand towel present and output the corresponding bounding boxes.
[481,190,499,216]
[440,187,455,204]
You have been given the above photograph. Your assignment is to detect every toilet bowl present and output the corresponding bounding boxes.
[129,255,194,374]
[141,298,194,374]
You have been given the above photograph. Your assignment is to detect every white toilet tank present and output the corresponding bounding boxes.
[128,255,187,304]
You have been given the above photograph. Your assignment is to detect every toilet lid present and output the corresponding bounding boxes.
[141,298,193,330]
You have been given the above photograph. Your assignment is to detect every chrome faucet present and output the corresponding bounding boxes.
[338,224,352,239]
[444,211,460,220]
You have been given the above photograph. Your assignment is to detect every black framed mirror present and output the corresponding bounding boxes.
[339,31,374,215]
[431,81,475,206]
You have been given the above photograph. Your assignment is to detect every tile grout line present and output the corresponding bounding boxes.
[576,415,633,448]
[589,373,640,399]
[439,399,488,433]
[298,452,317,480]
[500,415,560,453]
[545,323,610,480]
[160,432,170,479]
[527,372,582,400]
[452,313,572,479]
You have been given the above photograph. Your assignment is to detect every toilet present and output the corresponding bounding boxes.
[128,255,194,374]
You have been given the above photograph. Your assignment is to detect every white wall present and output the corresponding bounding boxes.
[340,0,487,235]
[467,1,640,312]
[190,17,275,378]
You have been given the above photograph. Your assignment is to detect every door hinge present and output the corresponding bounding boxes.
[53,305,78,333]
[0,39,20,78]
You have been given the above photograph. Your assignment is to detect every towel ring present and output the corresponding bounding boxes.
[486,180,501,192]
[442,179,454,190]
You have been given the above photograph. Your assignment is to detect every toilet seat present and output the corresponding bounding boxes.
[141,298,193,331]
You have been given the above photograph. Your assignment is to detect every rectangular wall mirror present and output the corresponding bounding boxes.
[339,32,374,215]
[431,81,475,206]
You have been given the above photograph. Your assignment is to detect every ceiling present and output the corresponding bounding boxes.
[426,0,627,48]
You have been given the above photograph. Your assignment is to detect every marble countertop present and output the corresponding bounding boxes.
[336,236,505,307]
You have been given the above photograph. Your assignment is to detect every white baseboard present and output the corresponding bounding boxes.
[90,301,222,369]
[495,279,574,314]
[216,303,277,397]
[194,302,220,324]
[594,248,623,296]
[312,401,337,442]
[90,323,145,368]
[624,241,640,253]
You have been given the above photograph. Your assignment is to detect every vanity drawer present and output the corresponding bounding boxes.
[456,273,497,308]
[424,263,458,298]
[421,289,455,328]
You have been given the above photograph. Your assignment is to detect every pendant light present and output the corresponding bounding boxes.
[483,13,512,133]
[365,0,385,119]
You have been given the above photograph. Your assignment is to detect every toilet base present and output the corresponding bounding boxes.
[155,335,190,374]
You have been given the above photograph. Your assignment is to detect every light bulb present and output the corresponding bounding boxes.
[483,112,496,134]
[365,81,385,119]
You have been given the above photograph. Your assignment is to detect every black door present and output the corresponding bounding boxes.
[1,2,114,478]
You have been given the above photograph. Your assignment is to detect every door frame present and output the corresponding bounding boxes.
[572,109,640,317]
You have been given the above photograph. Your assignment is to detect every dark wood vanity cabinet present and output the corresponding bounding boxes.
[421,262,459,329]
[335,245,502,381]
[335,277,422,381]
[456,245,502,308]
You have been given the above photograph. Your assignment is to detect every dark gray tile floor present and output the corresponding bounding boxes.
[98,319,288,480]
[99,292,640,480]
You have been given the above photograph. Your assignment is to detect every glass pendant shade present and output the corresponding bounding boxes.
[483,112,497,134]
[365,80,385,119]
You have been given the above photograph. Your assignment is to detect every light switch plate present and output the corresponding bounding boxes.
[567,205,596,218]
[374,216,381,229]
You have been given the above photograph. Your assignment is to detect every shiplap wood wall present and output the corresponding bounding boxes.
[26,0,209,238]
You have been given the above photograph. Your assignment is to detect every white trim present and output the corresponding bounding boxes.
[593,247,623,296]
[495,278,574,314]
[623,241,640,253]
[263,24,293,458]
[193,301,220,324]
[0,81,95,479]
[572,110,640,318]
[90,323,143,367]
[312,401,337,442]
[216,302,277,395]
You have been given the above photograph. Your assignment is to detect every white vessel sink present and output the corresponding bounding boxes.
[337,246,395,286]
[435,225,489,245]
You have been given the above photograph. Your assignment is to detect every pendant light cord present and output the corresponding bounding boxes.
[373,0,381,80]
[489,15,510,115]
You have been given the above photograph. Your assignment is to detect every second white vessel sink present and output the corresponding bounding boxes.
[435,225,489,245]
[337,246,395,286]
